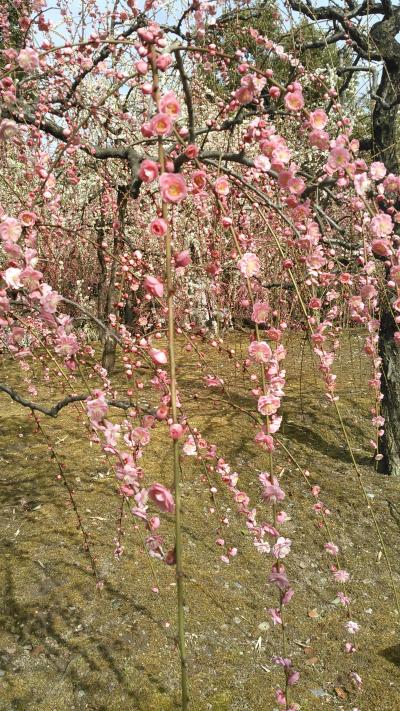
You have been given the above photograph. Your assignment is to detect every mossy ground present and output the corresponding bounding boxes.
[0,331,399,710]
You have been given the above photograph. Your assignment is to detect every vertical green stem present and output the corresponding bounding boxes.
[150,45,189,709]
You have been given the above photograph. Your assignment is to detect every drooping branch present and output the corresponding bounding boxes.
[61,297,123,345]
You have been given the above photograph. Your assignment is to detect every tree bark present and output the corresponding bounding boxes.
[101,186,128,374]
[370,13,400,473]
[95,216,108,334]
[378,301,400,474]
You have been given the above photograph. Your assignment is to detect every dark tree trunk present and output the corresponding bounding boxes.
[378,301,400,475]
[122,301,137,328]
[370,13,400,473]
[285,2,400,476]
[95,217,108,334]
[101,186,128,374]
[101,336,117,374]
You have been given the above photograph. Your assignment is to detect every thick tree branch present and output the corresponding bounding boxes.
[174,49,195,142]
[1,106,138,160]
[299,30,346,50]
[370,7,400,61]
[0,384,152,418]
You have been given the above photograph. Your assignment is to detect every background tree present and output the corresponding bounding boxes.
[287,1,400,474]
[213,0,400,474]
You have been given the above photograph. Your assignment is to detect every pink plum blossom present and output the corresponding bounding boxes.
[287,670,300,687]
[148,483,175,513]
[370,161,386,180]
[282,587,294,605]
[252,301,270,323]
[159,173,187,203]
[214,176,230,196]
[254,155,271,172]
[204,374,224,388]
[261,478,285,503]
[19,211,37,227]
[268,607,282,625]
[324,542,339,555]
[103,420,121,447]
[271,144,291,164]
[0,119,18,141]
[150,217,168,236]
[156,54,173,72]
[148,516,160,531]
[269,86,280,99]
[284,89,304,111]
[86,391,108,423]
[248,340,272,363]
[170,423,184,440]
[149,348,168,365]
[138,159,159,183]
[372,239,391,257]
[174,250,191,267]
[238,252,260,278]
[309,297,322,309]
[350,673,362,690]
[192,170,207,190]
[354,172,371,195]
[258,394,281,416]
[309,108,328,129]
[18,47,40,72]
[268,569,289,591]
[131,489,148,517]
[131,427,150,445]
[4,267,22,289]
[39,284,61,314]
[135,60,148,75]
[141,122,153,138]
[235,85,254,104]
[265,328,282,342]
[309,129,330,150]
[273,537,292,559]
[327,146,350,171]
[183,436,197,456]
[144,275,164,298]
[275,688,286,705]
[383,173,400,192]
[55,332,79,358]
[370,213,393,237]
[287,176,305,195]
[345,621,360,634]
[0,218,22,243]
[150,113,172,136]
[159,91,181,119]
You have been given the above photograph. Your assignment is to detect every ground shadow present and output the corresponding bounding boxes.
[380,644,400,667]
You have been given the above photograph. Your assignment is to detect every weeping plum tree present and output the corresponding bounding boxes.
[285,1,400,468]
[209,0,400,474]
[1,0,400,708]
